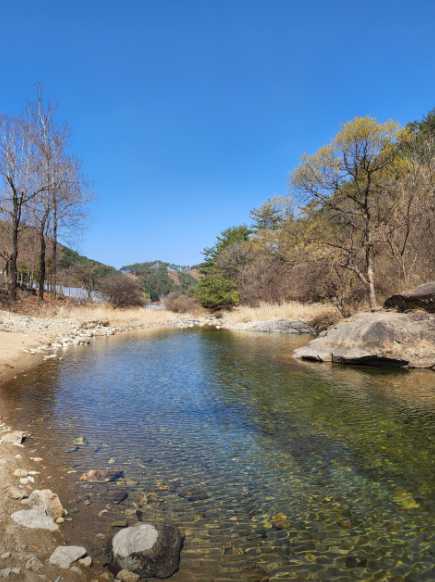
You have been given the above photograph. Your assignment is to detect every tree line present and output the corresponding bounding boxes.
[195,111,435,313]
[0,91,86,302]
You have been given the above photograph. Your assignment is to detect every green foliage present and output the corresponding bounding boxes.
[195,273,239,309]
[196,225,250,309]
[59,246,116,279]
[202,226,251,272]
[250,196,293,231]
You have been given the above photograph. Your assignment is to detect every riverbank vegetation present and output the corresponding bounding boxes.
[195,110,434,315]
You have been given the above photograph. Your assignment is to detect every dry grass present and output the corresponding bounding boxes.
[56,303,184,326]
[221,301,340,326]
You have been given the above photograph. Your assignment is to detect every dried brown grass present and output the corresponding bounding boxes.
[220,301,340,326]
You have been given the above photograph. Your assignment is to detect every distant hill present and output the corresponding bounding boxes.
[121,260,199,301]
[58,246,116,280]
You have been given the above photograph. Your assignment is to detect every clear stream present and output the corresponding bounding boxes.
[1,329,434,581]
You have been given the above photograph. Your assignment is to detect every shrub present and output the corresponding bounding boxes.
[195,273,239,310]
[165,292,199,313]
[99,274,145,308]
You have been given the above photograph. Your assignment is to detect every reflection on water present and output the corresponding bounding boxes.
[1,330,435,581]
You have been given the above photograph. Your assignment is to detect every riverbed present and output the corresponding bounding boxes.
[1,329,434,581]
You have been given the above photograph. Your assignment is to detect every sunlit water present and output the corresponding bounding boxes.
[1,330,434,581]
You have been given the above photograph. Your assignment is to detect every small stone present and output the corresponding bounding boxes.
[55,517,65,524]
[25,556,43,572]
[112,491,128,505]
[271,512,289,530]
[78,556,92,567]
[0,553,11,560]
[0,568,21,578]
[116,570,140,582]
[8,487,28,500]
[80,469,109,482]
[49,546,87,569]
[0,431,26,446]
[26,489,65,520]
[13,469,29,478]
[73,436,87,446]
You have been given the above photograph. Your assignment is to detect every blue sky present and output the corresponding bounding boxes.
[0,1,434,267]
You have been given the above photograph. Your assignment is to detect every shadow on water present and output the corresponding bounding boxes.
[1,329,435,581]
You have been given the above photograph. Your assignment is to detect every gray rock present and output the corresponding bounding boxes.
[78,556,92,568]
[294,310,435,368]
[235,319,315,335]
[11,488,64,531]
[48,546,87,569]
[385,281,435,312]
[25,489,64,520]
[111,523,183,579]
[11,507,58,531]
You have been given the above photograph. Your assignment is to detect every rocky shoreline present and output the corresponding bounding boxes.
[3,301,434,579]
[294,310,435,369]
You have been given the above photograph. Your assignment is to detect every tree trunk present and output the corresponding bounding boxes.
[366,248,378,311]
[51,195,58,295]
[8,212,19,302]
[38,211,50,301]
[38,229,47,300]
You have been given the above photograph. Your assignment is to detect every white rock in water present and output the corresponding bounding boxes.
[48,546,87,569]
[113,524,159,558]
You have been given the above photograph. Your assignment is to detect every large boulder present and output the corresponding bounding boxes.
[294,311,435,368]
[232,319,315,335]
[385,282,435,312]
[111,523,183,579]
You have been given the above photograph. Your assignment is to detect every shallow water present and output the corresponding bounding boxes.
[1,329,435,581]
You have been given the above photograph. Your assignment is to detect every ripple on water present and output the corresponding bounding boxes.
[1,329,434,581]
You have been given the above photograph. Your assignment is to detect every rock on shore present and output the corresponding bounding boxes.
[385,281,435,312]
[230,319,315,335]
[294,310,435,368]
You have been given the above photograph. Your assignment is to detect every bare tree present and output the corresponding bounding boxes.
[26,92,86,299]
[0,115,53,301]
[293,117,398,310]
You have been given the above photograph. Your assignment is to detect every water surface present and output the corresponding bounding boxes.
[1,330,434,581]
